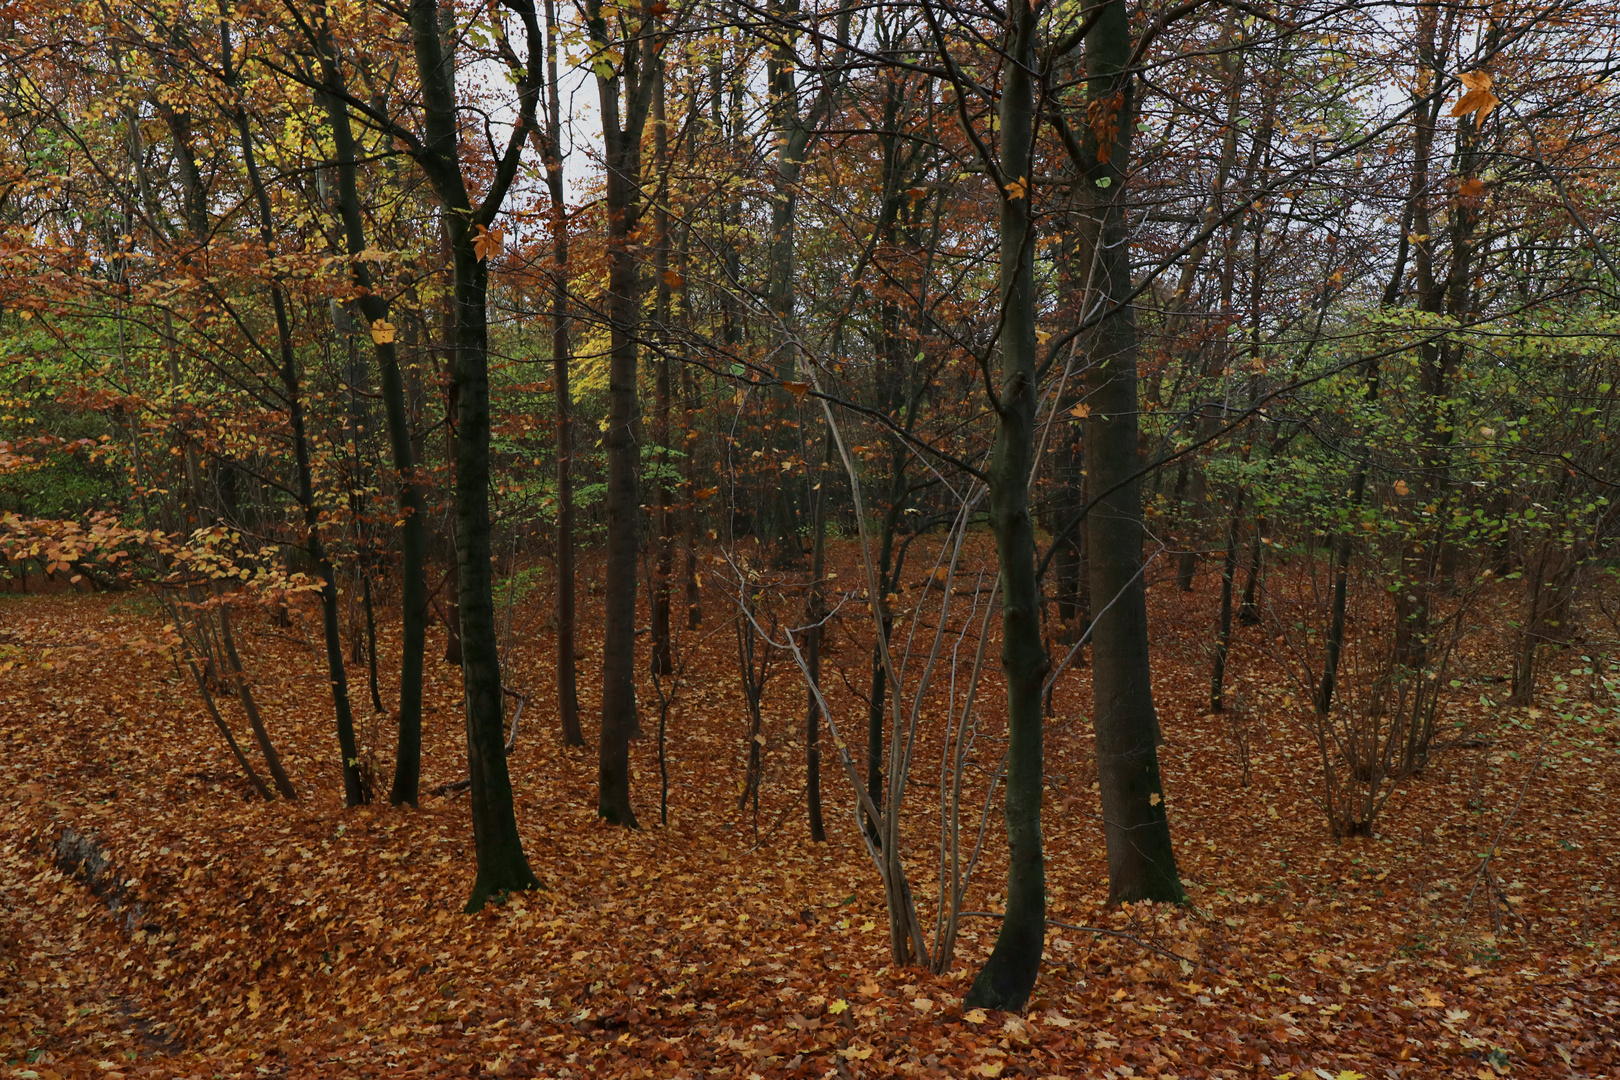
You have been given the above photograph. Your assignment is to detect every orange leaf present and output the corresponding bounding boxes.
[473,224,506,263]
[1450,71,1498,123]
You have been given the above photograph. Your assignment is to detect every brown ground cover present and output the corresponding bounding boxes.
[2,543,1616,1078]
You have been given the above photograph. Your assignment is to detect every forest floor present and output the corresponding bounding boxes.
[1,541,1618,1079]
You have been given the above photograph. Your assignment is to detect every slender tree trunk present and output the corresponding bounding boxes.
[590,0,658,826]
[683,363,703,629]
[865,486,904,842]
[312,50,429,805]
[217,599,298,799]
[222,22,367,807]
[1317,463,1366,717]
[1210,486,1245,713]
[650,63,674,678]
[804,430,831,842]
[1237,510,1263,625]
[1079,0,1182,907]
[540,0,584,747]
[964,0,1047,1012]
[406,0,543,907]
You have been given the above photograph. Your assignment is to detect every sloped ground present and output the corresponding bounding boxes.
[1,546,1616,1079]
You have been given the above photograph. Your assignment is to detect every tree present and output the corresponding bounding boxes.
[587,0,665,827]
[303,7,432,805]
[398,0,544,907]
[1074,0,1184,907]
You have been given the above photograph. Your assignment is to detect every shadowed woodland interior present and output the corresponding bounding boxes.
[1,0,1619,1076]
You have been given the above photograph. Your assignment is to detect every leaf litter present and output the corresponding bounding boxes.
[1,558,1617,1078]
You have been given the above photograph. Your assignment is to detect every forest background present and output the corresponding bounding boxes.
[1,0,1618,1075]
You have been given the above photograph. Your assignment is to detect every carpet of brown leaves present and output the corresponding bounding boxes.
[2,546,1617,1079]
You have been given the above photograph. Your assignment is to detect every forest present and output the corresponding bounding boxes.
[1,0,1618,1075]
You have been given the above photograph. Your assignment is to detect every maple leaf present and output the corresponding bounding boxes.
[1004,176,1028,201]
[781,380,809,402]
[472,224,505,262]
[1451,71,1499,124]
[369,319,397,345]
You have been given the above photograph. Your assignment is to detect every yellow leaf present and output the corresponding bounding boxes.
[1069,402,1091,419]
[964,1007,988,1024]
[1336,1072,1366,1080]
[1149,791,1162,806]
[369,319,397,345]
[1451,71,1498,123]
[1004,176,1027,201]
[827,999,848,1014]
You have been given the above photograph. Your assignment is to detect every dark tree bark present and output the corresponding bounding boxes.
[1237,509,1263,625]
[650,61,674,679]
[221,19,367,807]
[589,0,661,827]
[402,0,544,907]
[1077,0,1183,907]
[804,430,831,842]
[963,0,1048,1013]
[1210,486,1245,713]
[538,0,584,747]
[683,354,703,630]
[1318,463,1366,717]
[864,481,905,843]
[217,599,297,800]
[309,31,430,805]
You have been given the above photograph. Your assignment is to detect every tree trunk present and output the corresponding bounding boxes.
[650,62,674,678]
[217,599,298,799]
[1210,487,1244,713]
[1237,510,1263,625]
[804,430,831,842]
[223,26,367,807]
[540,0,584,747]
[1317,463,1365,717]
[406,0,542,908]
[964,0,1047,1012]
[1079,0,1182,907]
[590,0,658,826]
[312,53,429,805]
